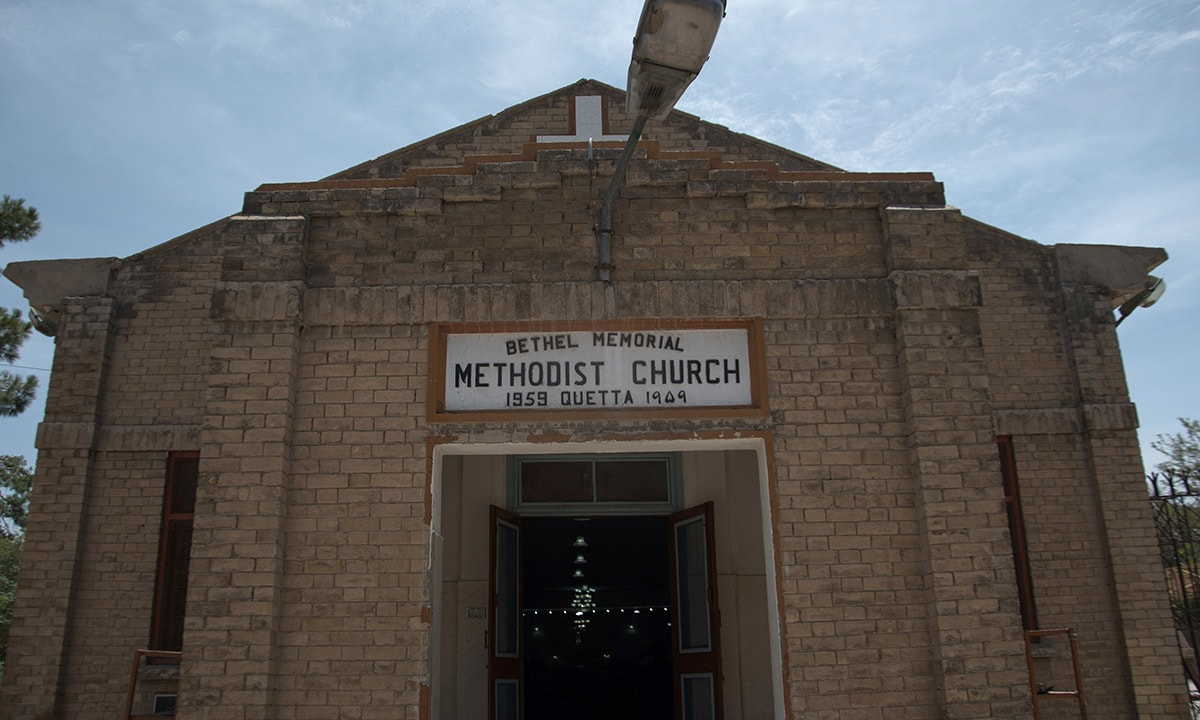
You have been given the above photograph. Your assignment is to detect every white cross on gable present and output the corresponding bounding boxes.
[536,96,630,143]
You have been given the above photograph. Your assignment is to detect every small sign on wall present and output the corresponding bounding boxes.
[427,319,766,421]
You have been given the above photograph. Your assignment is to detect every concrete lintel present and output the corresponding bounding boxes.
[95,424,200,452]
[2,257,120,336]
[994,408,1084,436]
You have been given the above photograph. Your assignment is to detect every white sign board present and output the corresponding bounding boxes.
[443,328,752,412]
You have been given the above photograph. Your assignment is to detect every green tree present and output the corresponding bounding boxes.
[0,309,36,417]
[1153,418,1200,477]
[0,456,31,539]
[0,194,39,679]
[0,195,40,416]
[0,196,39,247]
[0,455,32,681]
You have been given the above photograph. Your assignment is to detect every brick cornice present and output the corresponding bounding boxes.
[256,140,934,192]
[300,279,895,326]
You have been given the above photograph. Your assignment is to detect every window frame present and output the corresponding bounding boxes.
[149,451,199,653]
[997,436,1039,631]
[506,453,682,515]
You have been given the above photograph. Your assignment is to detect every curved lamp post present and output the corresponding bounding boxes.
[597,0,725,282]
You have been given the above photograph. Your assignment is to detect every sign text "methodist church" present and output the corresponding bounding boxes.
[442,327,753,412]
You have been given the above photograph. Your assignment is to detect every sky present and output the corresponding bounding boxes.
[0,0,1197,468]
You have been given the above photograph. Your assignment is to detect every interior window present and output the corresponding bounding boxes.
[521,461,593,503]
[514,455,676,512]
[596,460,670,502]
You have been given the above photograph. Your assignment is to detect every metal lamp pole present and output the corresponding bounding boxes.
[596,0,726,283]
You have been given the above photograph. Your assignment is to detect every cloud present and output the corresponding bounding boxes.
[677,92,794,145]
[244,0,370,30]
[1112,27,1200,58]
[1041,177,1200,264]
[467,0,636,94]
[0,4,34,44]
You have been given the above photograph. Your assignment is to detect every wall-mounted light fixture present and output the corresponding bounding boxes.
[1115,275,1167,326]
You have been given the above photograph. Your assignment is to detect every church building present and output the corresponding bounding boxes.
[0,79,1185,720]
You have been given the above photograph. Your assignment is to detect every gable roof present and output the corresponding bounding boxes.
[324,78,842,182]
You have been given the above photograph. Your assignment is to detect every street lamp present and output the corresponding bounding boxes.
[627,0,726,119]
[597,0,726,282]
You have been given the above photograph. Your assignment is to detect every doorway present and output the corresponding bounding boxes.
[431,445,783,720]
[490,500,723,720]
[521,516,672,720]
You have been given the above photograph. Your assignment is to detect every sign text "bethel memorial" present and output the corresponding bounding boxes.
[442,328,753,412]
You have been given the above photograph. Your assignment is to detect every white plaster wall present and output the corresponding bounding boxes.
[437,455,506,720]
[682,450,775,720]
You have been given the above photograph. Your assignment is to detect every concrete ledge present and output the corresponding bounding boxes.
[994,408,1083,436]
[226,216,307,228]
[891,270,981,309]
[301,279,895,326]
[1055,244,1167,302]
[29,422,191,454]
[211,281,304,323]
[34,422,96,451]
[3,258,120,336]
[1084,402,1140,431]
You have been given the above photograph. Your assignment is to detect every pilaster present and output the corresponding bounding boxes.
[176,217,306,720]
[0,297,114,719]
[1059,281,1187,719]
[885,207,1030,719]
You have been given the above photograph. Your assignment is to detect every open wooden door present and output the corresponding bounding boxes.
[488,506,522,720]
[669,502,723,720]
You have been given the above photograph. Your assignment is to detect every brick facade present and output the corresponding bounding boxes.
[0,79,1185,719]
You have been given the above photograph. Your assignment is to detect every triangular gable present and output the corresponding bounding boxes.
[326,78,841,181]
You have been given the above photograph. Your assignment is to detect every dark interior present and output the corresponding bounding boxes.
[522,515,672,720]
